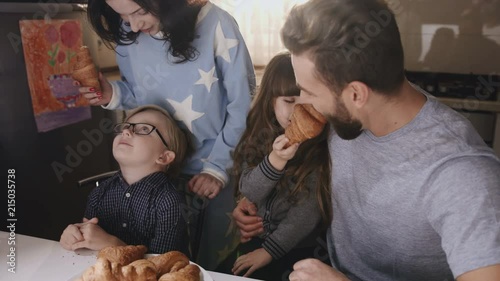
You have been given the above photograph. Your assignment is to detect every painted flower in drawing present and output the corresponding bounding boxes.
[60,21,80,48]
[42,21,83,108]
[45,25,59,44]
[46,22,81,70]
[57,51,66,64]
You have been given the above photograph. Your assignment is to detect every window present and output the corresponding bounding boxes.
[212,0,308,65]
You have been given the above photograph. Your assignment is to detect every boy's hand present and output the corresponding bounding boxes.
[232,248,272,277]
[60,224,84,250]
[82,217,98,224]
[269,134,299,170]
[188,173,223,199]
[59,217,98,250]
[71,219,125,251]
[78,72,113,106]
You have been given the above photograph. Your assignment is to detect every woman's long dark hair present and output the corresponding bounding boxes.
[231,52,332,227]
[87,0,202,63]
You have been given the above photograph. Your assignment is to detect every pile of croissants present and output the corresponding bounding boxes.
[77,245,200,281]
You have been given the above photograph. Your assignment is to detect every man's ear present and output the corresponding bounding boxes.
[157,150,176,166]
[347,81,370,109]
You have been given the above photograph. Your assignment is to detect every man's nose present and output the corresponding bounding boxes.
[297,93,306,103]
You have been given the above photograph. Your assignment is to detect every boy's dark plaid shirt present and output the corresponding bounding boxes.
[84,171,188,254]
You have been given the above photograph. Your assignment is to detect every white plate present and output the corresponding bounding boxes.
[190,261,212,281]
[145,254,213,281]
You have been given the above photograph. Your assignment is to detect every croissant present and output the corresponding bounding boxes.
[158,264,201,281]
[97,245,148,266]
[147,250,190,277]
[77,258,157,281]
[71,46,100,91]
[284,103,327,147]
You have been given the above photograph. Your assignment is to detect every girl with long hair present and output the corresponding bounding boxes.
[218,52,331,280]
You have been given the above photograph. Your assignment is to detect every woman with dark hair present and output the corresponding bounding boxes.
[81,0,255,267]
[87,0,207,63]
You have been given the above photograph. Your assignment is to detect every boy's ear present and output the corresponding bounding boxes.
[157,151,176,166]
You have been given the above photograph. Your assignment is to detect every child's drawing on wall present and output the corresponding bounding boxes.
[20,19,91,132]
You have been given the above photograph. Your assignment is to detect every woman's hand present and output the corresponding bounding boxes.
[78,72,113,106]
[188,173,223,199]
[232,248,273,277]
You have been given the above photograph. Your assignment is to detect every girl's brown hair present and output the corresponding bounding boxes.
[231,52,332,226]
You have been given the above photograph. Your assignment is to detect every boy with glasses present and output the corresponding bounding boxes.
[60,105,192,254]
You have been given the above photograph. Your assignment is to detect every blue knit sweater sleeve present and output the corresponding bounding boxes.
[201,6,255,183]
[106,44,138,110]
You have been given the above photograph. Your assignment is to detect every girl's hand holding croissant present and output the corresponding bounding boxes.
[78,72,113,106]
[269,134,299,171]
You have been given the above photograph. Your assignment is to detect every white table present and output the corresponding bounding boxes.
[0,231,260,281]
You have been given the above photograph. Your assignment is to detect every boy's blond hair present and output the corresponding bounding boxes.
[125,105,193,177]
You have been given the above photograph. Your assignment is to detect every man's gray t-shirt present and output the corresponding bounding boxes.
[328,93,500,281]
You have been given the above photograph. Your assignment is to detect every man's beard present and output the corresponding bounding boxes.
[328,99,363,140]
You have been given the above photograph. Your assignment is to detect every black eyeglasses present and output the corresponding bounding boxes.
[113,122,169,148]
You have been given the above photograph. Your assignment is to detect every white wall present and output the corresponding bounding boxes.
[80,16,117,70]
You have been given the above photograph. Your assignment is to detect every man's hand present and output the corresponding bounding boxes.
[457,264,500,281]
[232,197,263,242]
[188,173,223,199]
[289,259,351,281]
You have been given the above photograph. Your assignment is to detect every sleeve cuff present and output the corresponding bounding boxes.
[262,236,287,260]
[200,168,227,187]
[258,155,284,181]
[101,81,122,110]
